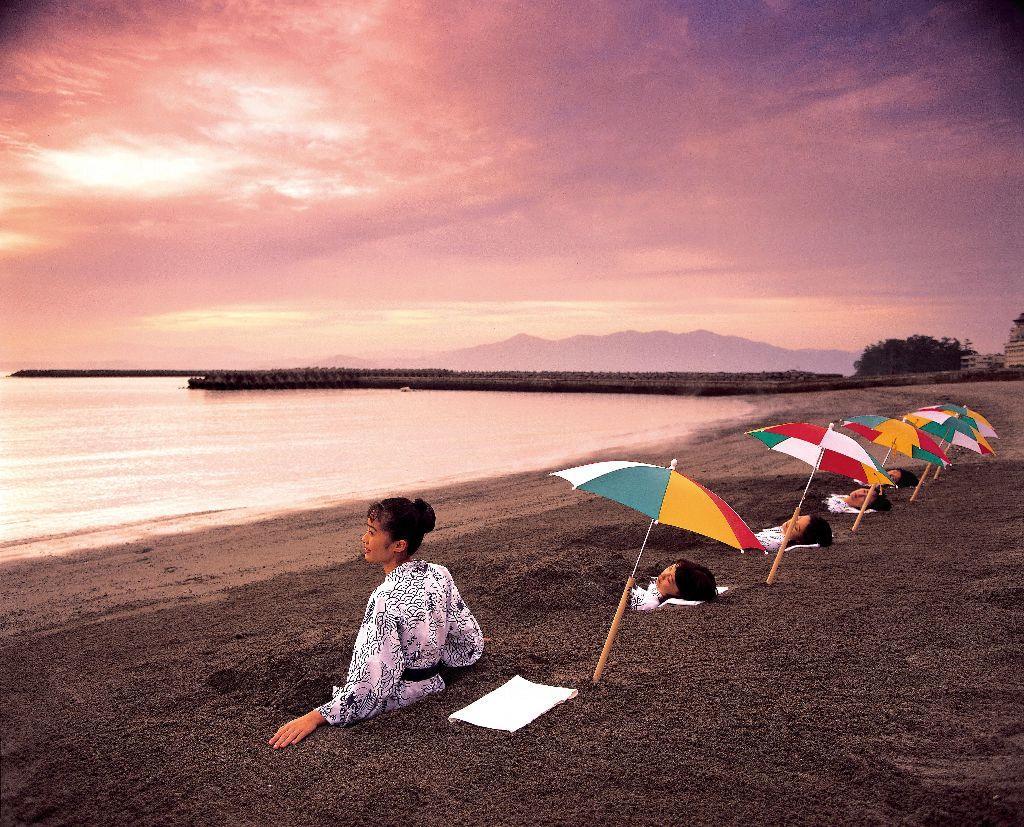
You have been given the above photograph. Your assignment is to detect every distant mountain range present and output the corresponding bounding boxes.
[326,330,859,375]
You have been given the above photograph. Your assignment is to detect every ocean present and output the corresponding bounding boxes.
[0,376,757,559]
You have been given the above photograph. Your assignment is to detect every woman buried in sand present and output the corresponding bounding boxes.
[825,487,892,515]
[756,515,833,552]
[630,558,719,612]
[268,497,484,748]
[824,471,917,516]
[887,468,919,489]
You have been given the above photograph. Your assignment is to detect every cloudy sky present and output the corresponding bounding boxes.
[1,0,1021,366]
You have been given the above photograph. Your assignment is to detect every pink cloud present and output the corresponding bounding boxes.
[1,0,1022,365]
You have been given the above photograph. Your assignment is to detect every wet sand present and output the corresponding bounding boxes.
[2,380,1022,825]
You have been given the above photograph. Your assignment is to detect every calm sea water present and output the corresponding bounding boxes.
[0,376,757,558]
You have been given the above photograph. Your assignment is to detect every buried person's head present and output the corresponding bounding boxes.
[656,558,718,602]
[846,487,885,510]
[888,468,919,489]
[846,486,893,512]
[780,514,833,547]
[780,513,833,546]
[363,497,436,565]
[803,516,833,546]
[871,493,892,511]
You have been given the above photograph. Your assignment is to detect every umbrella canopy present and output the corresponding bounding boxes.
[927,404,998,439]
[906,410,995,455]
[746,422,894,486]
[552,460,763,551]
[841,416,949,466]
[919,404,983,436]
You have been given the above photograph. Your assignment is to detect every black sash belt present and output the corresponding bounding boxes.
[401,661,445,682]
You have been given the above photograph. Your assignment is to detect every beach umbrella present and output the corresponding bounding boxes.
[926,404,998,439]
[550,459,763,683]
[906,407,994,491]
[841,416,949,526]
[746,422,894,584]
[906,408,994,455]
[961,406,997,440]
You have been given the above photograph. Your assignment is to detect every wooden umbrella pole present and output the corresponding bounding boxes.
[853,445,891,532]
[593,517,657,684]
[592,575,635,684]
[766,504,801,585]
[766,440,824,586]
[933,438,949,480]
[909,465,929,502]
[851,485,875,532]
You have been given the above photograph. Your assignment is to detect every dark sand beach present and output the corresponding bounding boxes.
[2,379,1022,826]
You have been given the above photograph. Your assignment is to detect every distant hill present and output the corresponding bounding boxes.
[364,330,859,375]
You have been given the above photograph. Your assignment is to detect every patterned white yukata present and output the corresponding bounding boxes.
[756,525,824,551]
[755,526,786,553]
[629,581,664,612]
[825,494,866,514]
[317,560,483,727]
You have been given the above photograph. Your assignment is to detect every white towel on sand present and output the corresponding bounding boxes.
[449,675,577,732]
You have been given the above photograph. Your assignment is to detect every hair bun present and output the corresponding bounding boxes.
[413,498,436,533]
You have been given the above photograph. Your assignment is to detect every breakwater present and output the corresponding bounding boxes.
[184,367,1023,395]
[11,370,204,377]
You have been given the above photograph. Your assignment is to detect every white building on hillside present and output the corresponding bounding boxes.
[961,352,1005,370]
[1007,312,1024,369]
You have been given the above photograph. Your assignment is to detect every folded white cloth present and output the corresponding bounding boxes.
[448,675,577,732]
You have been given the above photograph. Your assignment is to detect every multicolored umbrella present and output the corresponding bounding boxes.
[841,416,949,467]
[918,405,984,440]
[905,410,995,456]
[747,422,895,486]
[927,404,998,439]
[552,460,763,551]
[906,406,996,492]
[840,416,949,527]
[746,423,894,583]
[551,459,763,681]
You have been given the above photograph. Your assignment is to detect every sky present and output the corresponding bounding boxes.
[1,0,1022,367]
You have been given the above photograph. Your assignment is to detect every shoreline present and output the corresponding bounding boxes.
[0,395,766,564]
[1,378,1016,639]
[0,397,778,640]
[2,377,1022,825]
[5,367,1017,564]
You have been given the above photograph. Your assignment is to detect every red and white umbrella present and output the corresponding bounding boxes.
[746,422,894,583]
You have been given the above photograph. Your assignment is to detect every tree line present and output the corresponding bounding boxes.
[854,335,974,376]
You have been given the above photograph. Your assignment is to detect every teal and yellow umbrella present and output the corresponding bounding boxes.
[552,460,762,551]
[551,459,762,682]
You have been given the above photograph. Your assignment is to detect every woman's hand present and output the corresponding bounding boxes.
[268,709,326,749]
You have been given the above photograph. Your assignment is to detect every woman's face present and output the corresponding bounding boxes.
[846,487,874,507]
[362,518,405,565]
[656,564,679,598]
[889,469,903,485]
[782,514,811,540]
